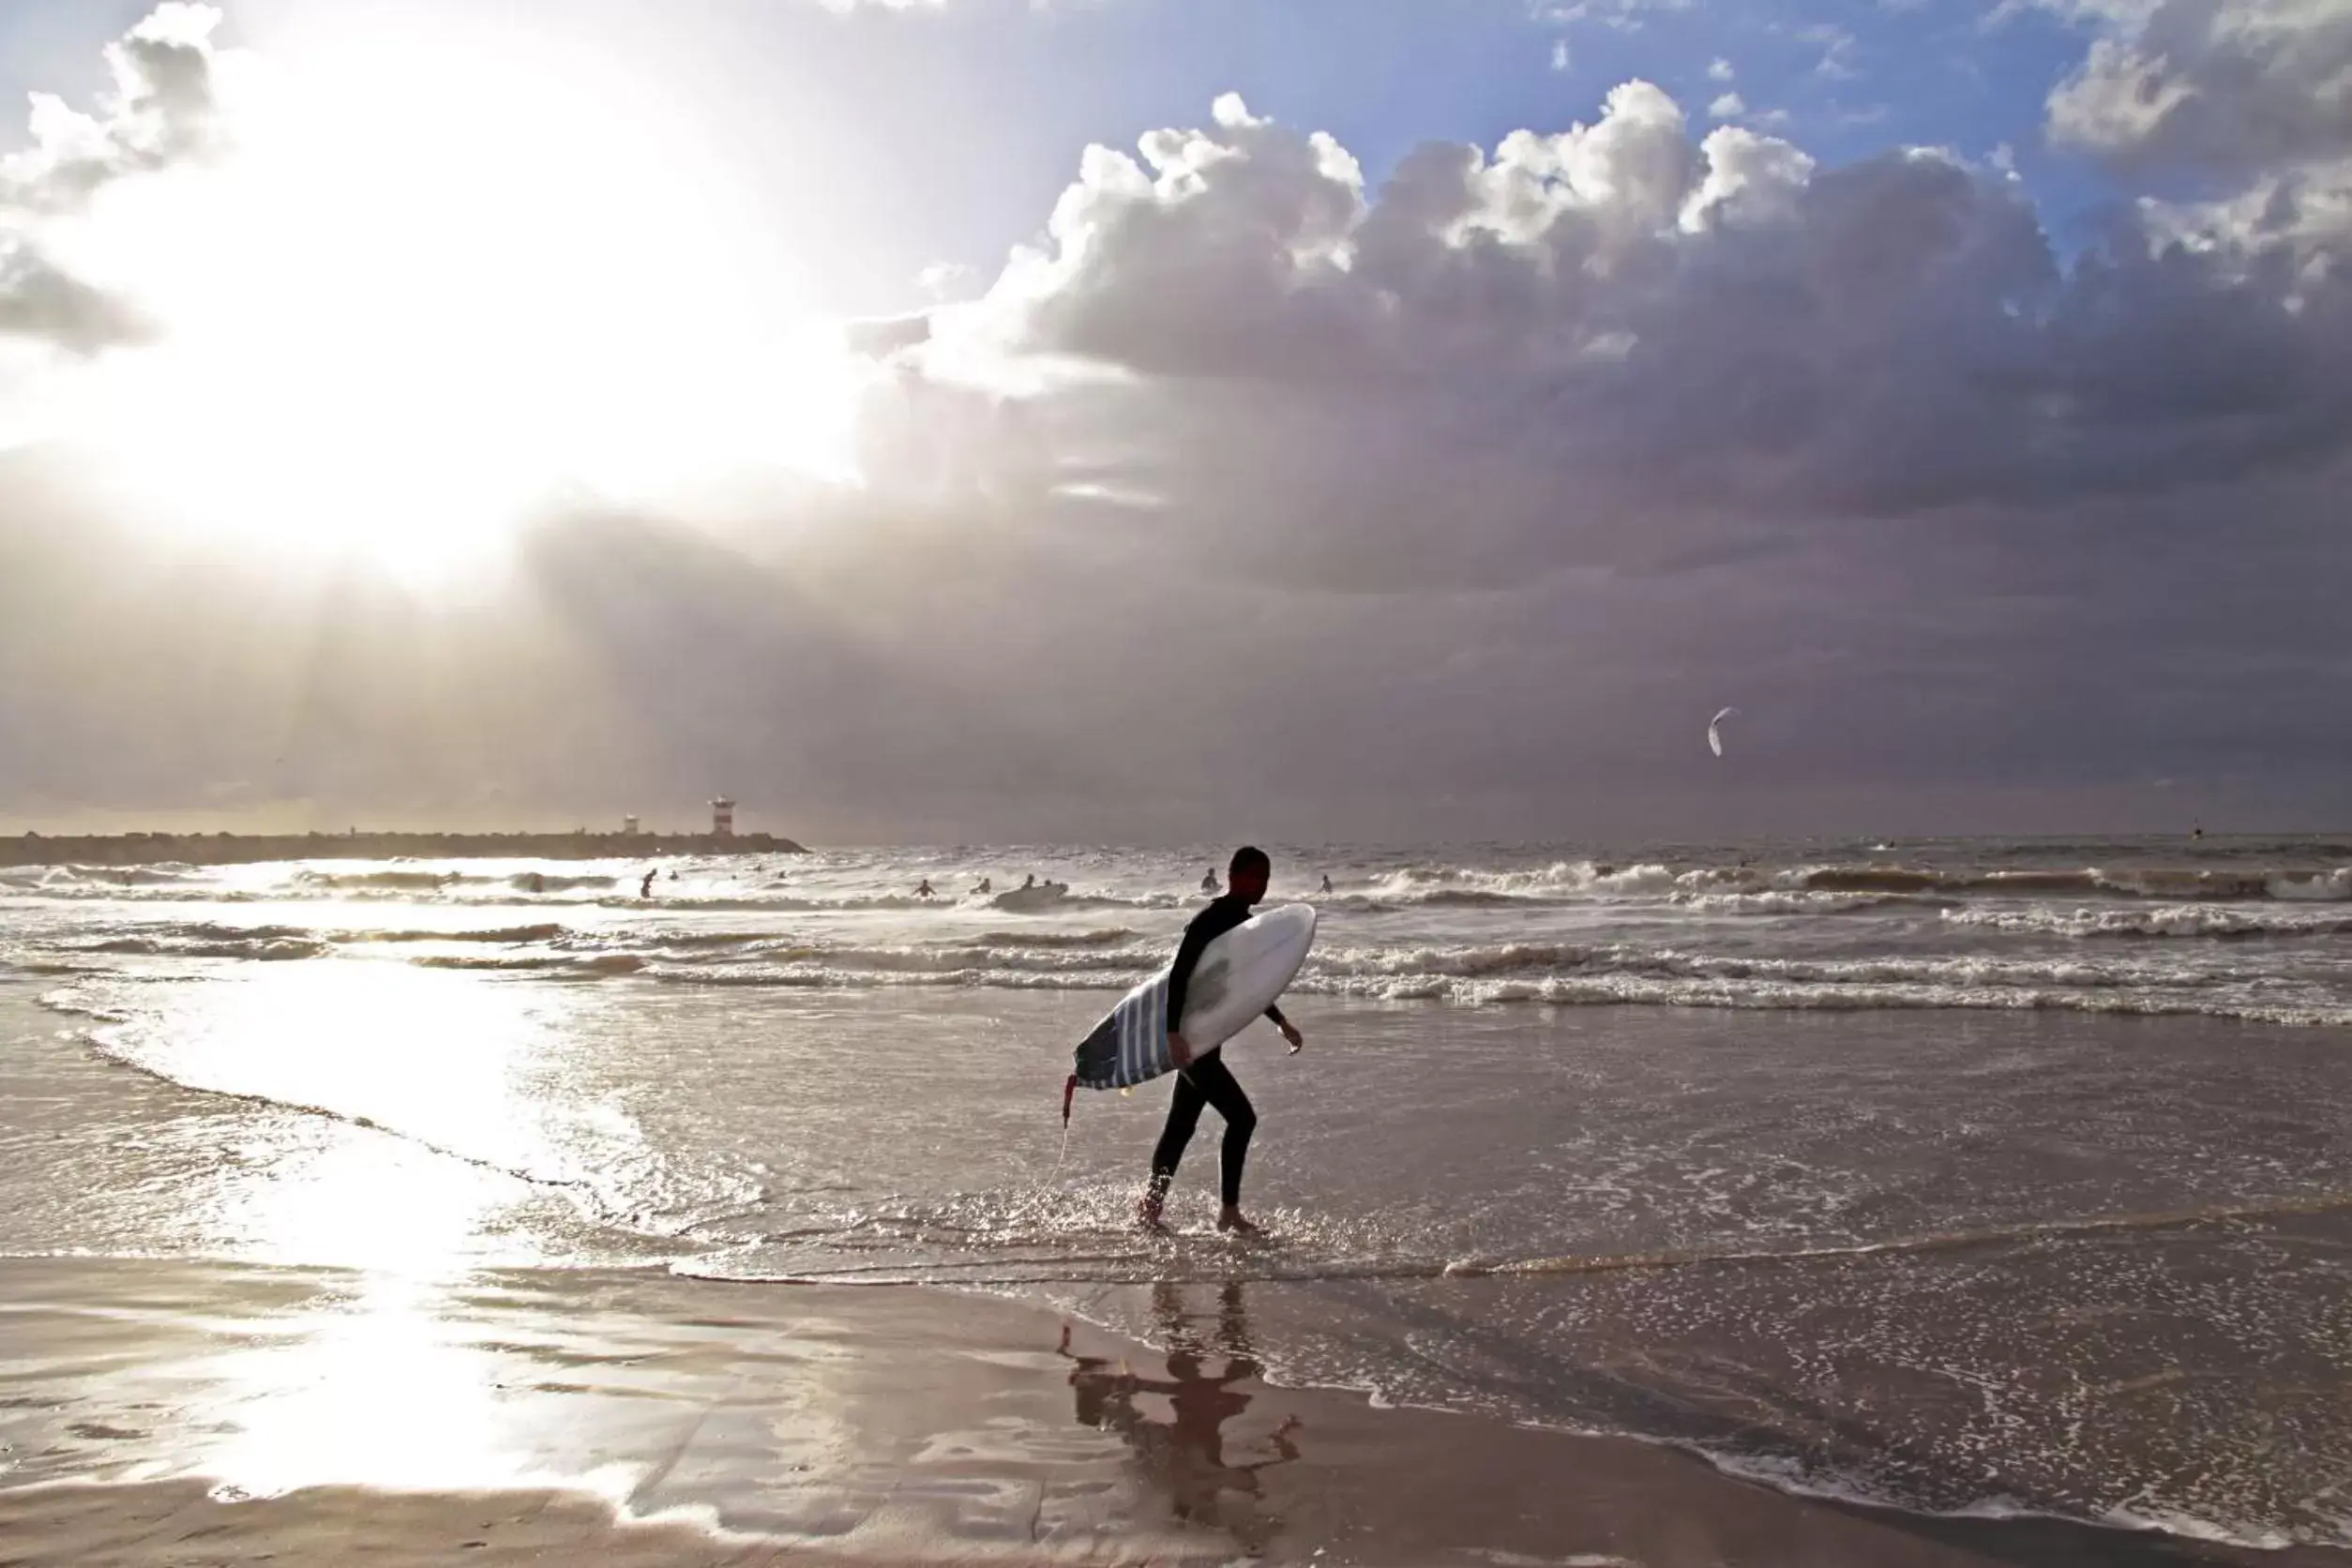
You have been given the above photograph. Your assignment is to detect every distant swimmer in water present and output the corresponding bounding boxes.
[1200,869,1221,896]
[2193,823,2206,840]
[1319,874,1333,895]
[640,869,656,899]
[973,877,993,896]
[916,878,935,899]
[526,872,546,895]
[1022,874,1036,891]
[1141,846,1304,1237]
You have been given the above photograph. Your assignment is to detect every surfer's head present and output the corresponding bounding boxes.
[1228,846,1271,904]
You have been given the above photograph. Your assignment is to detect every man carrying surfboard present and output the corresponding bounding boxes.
[1141,846,1304,1235]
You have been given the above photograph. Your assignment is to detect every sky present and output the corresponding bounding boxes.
[0,0,2345,843]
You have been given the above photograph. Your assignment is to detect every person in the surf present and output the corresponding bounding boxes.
[916,877,935,899]
[1319,874,1333,895]
[1140,846,1304,1237]
[1199,868,1220,896]
[640,868,656,898]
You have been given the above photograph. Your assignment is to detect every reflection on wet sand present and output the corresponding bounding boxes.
[1058,1280,1303,1552]
[4,1257,2338,1567]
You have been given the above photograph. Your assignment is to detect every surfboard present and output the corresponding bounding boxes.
[1067,903,1318,1096]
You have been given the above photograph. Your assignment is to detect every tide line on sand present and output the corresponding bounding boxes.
[3,1254,2338,1568]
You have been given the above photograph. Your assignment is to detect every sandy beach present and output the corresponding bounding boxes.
[2,1254,2344,1567]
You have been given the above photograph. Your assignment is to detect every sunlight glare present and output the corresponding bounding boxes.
[63,21,874,577]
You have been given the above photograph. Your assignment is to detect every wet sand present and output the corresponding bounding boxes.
[2,1257,2344,1567]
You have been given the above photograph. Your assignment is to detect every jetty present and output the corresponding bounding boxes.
[0,831,806,868]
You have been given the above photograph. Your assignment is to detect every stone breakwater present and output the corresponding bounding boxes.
[0,832,806,867]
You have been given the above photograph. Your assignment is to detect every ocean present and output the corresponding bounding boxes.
[4,837,2350,1550]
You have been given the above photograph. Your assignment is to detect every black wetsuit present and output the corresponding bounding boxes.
[1150,894,1290,1208]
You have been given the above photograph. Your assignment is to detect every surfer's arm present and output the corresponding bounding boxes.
[1265,1003,1302,1051]
[1164,911,1221,1034]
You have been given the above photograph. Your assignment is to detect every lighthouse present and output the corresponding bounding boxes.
[710,798,735,837]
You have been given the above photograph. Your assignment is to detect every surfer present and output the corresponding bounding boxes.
[640,868,656,899]
[916,878,935,899]
[1142,846,1304,1237]
[1200,869,1220,896]
[1319,874,1333,895]
[974,877,992,896]
[1022,873,1036,891]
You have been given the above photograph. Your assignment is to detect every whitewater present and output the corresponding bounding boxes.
[7,836,2352,1025]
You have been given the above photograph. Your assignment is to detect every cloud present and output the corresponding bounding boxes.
[727,77,2346,831]
[2043,0,2352,340]
[1708,56,1737,82]
[0,5,226,353]
[0,243,158,353]
[1992,0,2169,35]
[1798,23,1861,78]
[931,78,2351,591]
[0,4,224,214]
[843,310,935,356]
[1531,0,1694,31]
[2046,0,2352,179]
[916,261,981,299]
[1710,91,1748,119]
[1552,38,1574,71]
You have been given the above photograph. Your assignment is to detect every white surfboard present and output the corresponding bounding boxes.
[1067,904,1318,1093]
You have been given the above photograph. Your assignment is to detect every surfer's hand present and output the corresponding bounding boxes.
[1279,1021,1304,1053]
[1168,1032,1194,1066]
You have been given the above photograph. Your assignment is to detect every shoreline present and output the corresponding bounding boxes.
[0,830,806,867]
[3,1255,2343,1567]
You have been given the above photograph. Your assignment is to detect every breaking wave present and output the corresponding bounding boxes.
[1943,905,2352,940]
[12,837,2352,1028]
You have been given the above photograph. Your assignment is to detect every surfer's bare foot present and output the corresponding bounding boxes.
[1137,1193,1168,1233]
[1216,1206,1260,1236]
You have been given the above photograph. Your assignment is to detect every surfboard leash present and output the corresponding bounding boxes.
[1057,1073,1078,1168]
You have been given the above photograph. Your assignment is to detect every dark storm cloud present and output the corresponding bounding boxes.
[837,68,2349,828]
[929,78,2352,586]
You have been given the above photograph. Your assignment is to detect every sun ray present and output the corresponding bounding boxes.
[51,14,877,580]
